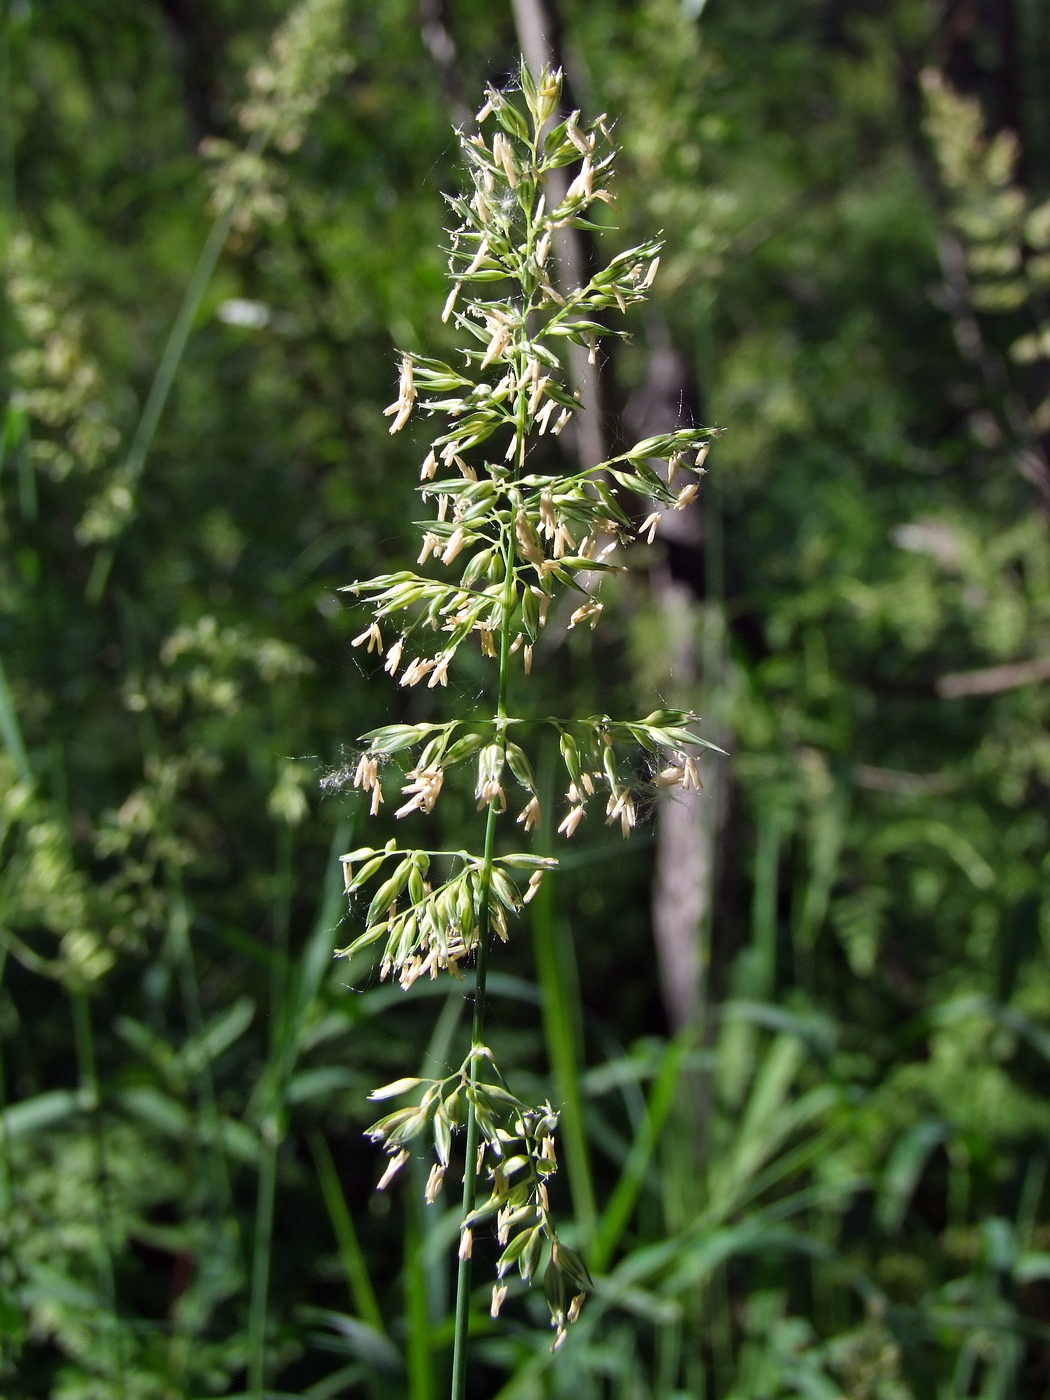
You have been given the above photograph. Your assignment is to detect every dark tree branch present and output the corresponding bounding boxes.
[153,0,225,142]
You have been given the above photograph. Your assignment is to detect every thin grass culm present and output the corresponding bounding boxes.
[337,63,721,1389]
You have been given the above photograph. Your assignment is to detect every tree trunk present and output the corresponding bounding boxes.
[624,337,726,1032]
[512,2,725,1032]
[418,0,470,131]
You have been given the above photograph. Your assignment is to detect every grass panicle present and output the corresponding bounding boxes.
[338,64,720,1386]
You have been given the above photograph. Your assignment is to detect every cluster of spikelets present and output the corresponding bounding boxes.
[363,1047,591,1348]
[922,70,1050,431]
[338,707,709,990]
[4,234,130,543]
[202,0,352,232]
[339,839,556,988]
[338,64,721,1344]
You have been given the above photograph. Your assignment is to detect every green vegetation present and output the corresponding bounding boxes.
[3,2,1050,1398]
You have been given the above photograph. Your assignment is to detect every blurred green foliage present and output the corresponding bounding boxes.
[3,0,1050,1396]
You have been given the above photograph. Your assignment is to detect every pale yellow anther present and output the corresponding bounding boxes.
[377,1149,409,1191]
[383,638,404,676]
[557,805,585,839]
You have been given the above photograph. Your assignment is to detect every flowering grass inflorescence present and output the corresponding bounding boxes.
[337,64,721,1369]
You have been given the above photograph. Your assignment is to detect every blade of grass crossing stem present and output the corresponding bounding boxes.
[531,736,597,1253]
[592,1030,691,1274]
[307,1129,385,1334]
[0,652,30,782]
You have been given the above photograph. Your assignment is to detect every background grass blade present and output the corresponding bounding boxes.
[307,1129,385,1335]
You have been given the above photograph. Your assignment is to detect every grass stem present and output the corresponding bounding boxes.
[449,800,497,1400]
[86,128,267,603]
[449,528,513,1400]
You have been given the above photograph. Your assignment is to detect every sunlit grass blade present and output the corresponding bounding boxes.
[592,1031,691,1274]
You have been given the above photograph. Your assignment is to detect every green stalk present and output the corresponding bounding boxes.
[86,128,268,603]
[408,989,466,1390]
[449,528,514,1400]
[449,806,497,1400]
[122,205,235,479]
